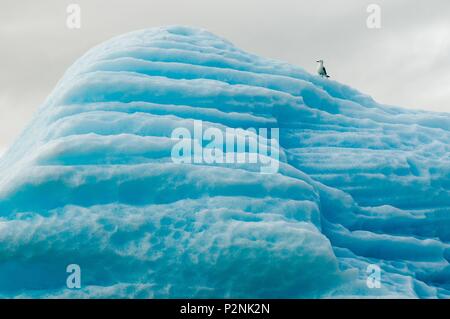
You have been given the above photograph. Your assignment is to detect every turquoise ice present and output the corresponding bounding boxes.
[0,26,449,298]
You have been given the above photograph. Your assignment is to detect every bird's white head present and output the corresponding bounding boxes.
[316,59,324,63]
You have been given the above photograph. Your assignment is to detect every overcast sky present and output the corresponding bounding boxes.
[1,0,449,153]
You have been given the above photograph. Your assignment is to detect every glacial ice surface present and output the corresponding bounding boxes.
[0,26,449,298]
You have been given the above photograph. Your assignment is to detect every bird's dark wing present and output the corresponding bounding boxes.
[323,67,328,75]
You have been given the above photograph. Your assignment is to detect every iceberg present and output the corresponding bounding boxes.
[0,25,449,298]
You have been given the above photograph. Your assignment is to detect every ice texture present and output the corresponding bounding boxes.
[0,26,449,298]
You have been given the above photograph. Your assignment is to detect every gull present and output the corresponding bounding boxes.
[316,60,330,78]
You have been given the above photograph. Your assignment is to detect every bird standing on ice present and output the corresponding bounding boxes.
[316,60,330,78]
